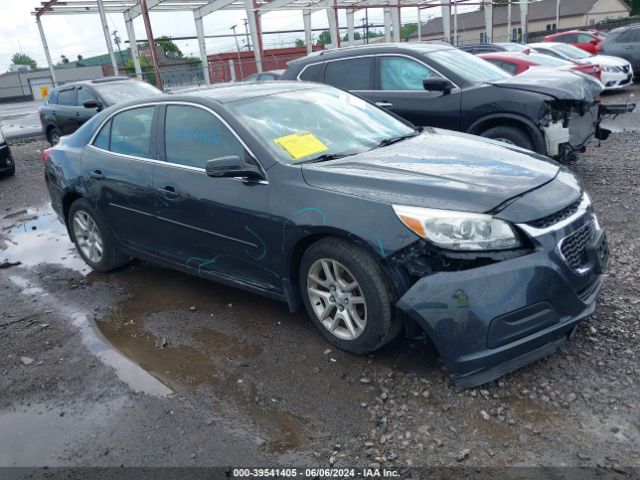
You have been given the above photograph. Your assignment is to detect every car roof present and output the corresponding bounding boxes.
[528,42,561,48]
[165,81,327,104]
[53,76,135,91]
[610,23,640,33]
[289,41,454,64]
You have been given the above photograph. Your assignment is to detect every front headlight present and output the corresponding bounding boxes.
[602,66,621,73]
[392,205,521,251]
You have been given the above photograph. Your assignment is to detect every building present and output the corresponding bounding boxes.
[0,66,104,102]
[207,46,323,83]
[409,0,631,45]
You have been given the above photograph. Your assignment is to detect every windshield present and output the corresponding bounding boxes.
[525,53,573,67]
[94,81,162,105]
[429,48,512,83]
[551,44,593,60]
[499,43,529,52]
[229,87,415,164]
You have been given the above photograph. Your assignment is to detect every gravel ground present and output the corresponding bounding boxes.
[0,101,639,472]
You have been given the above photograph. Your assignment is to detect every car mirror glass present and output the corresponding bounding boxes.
[205,155,262,180]
[422,78,453,93]
[83,99,102,110]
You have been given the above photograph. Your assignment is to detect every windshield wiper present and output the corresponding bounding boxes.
[302,152,355,164]
[372,130,421,150]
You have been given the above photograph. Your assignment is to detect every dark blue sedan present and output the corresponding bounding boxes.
[43,81,608,388]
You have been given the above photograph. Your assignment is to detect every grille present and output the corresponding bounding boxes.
[528,198,581,229]
[560,222,595,271]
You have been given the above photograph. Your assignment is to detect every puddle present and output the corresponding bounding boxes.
[94,265,305,454]
[8,274,172,397]
[0,207,89,273]
[0,398,125,466]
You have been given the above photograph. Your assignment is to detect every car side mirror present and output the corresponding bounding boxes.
[205,155,262,180]
[422,78,454,93]
[590,38,599,44]
[83,99,102,111]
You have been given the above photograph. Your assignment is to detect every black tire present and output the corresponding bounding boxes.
[47,127,61,146]
[480,126,534,151]
[299,238,401,354]
[67,199,130,272]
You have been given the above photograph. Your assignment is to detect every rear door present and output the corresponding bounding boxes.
[83,105,159,251]
[151,103,277,290]
[366,54,462,130]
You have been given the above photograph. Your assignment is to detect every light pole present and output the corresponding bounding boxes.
[231,25,244,79]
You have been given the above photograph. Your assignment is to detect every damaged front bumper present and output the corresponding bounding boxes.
[396,195,608,389]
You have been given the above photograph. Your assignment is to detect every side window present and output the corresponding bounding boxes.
[380,56,442,91]
[299,63,322,81]
[561,34,579,43]
[77,88,95,107]
[93,119,111,150]
[542,49,562,59]
[57,89,77,106]
[164,105,246,169]
[577,34,594,43]
[110,106,155,158]
[324,57,373,90]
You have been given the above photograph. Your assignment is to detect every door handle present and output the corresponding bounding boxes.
[158,186,179,199]
[90,170,104,180]
[375,101,394,108]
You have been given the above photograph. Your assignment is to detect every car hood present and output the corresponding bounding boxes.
[492,67,603,101]
[301,129,560,214]
[579,54,629,67]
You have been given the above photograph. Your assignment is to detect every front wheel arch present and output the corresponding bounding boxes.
[467,114,546,155]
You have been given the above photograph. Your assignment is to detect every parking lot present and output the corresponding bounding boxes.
[0,83,638,470]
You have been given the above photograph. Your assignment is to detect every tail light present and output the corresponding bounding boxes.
[42,147,52,165]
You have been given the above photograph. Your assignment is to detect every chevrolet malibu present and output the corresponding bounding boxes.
[44,82,609,388]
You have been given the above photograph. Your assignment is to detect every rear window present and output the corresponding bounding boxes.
[46,90,58,105]
[93,81,162,105]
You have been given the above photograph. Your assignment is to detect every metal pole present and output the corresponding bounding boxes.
[245,0,263,72]
[97,0,119,75]
[556,0,561,32]
[392,3,401,42]
[194,14,211,84]
[384,8,392,42]
[303,11,313,54]
[417,7,421,42]
[507,0,512,42]
[141,0,163,90]
[483,0,493,43]
[347,10,355,45]
[365,9,369,44]
[243,19,251,50]
[453,0,458,46]
[231,25,244,79]
[441,2,451,44]
[124,16,142,79]
[36,16,57,86]
[520,0,529,43]
[326,0,339,48]
[334,0,341,47]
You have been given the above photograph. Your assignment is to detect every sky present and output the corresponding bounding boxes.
[0,0,476,72]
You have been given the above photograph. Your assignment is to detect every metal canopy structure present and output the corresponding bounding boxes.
[33,0,526,88]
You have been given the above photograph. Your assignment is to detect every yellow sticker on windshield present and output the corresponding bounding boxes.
[273,132,328,161]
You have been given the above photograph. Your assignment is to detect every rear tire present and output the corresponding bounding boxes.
[47,127,61,146]
[299,238,401,354]
[480,126,534,151]
[68,199,130,272]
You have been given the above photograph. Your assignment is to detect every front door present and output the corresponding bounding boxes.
[151,104,277,291]
[83,105,158,251]
[365,55,462,131]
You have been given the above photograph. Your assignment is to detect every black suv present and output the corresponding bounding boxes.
[599,24,640,74]
[39,77,162,145]
[281,42,607,162]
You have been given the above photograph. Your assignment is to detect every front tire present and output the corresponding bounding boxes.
[0,164,15,178]
[299,238,400,354]
[480,125,534,151]
[68,199,129,272]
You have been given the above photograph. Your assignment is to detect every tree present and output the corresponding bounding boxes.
[316,30,332,46]
[295,38,305,47]
[141,35,183,59]
[11,53,37,71]
[341,32,362,41]
[629,0,640,15]
[401,23,418,42]
[58,54,69,65]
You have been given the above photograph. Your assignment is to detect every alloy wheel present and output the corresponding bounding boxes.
[50,131,60,145]
[307,258,367,340]
[72,210,103,264]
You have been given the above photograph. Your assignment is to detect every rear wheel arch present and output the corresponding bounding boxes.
[62,192,83,229]
[468,115,545,154]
